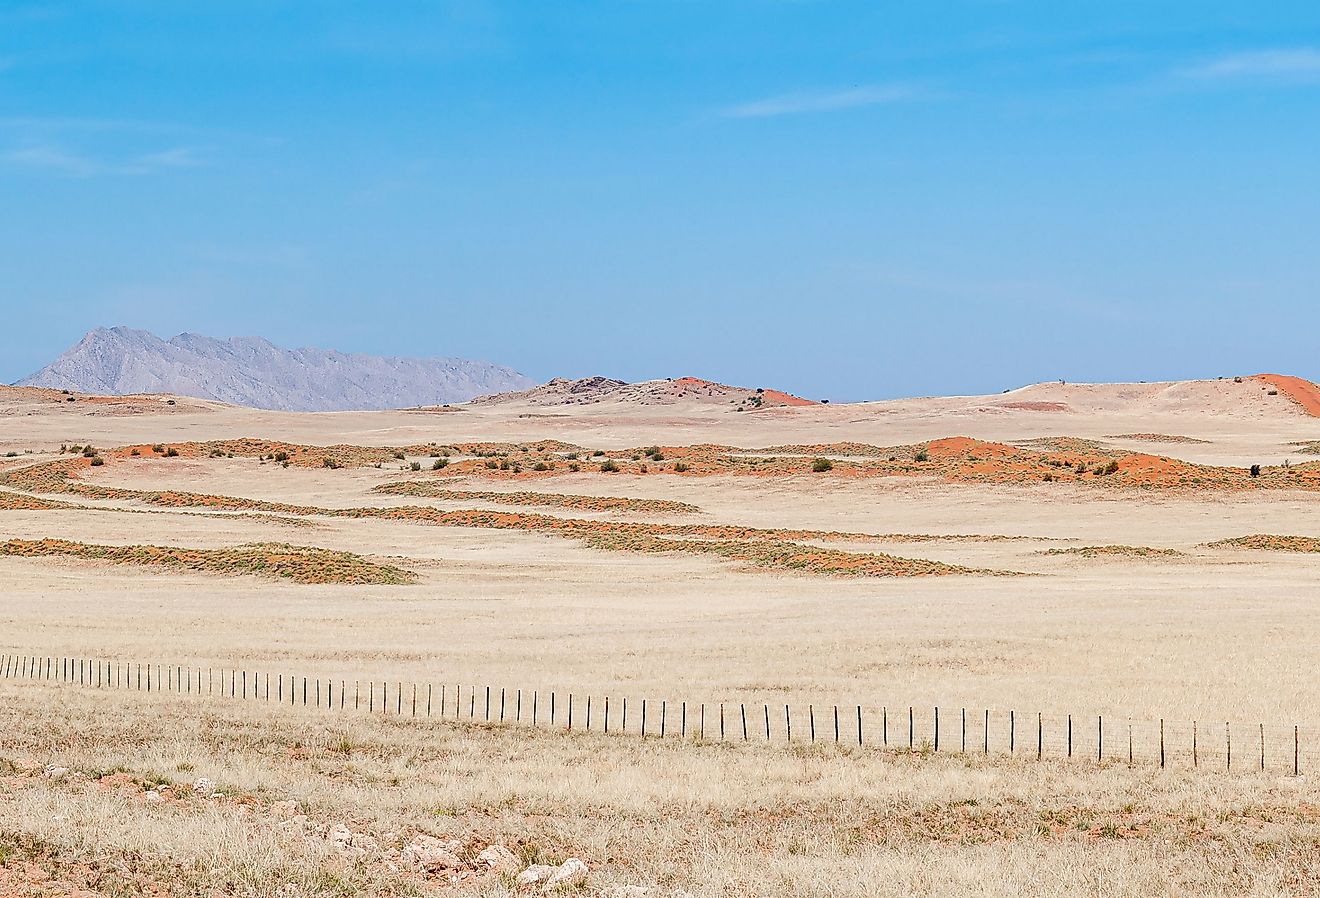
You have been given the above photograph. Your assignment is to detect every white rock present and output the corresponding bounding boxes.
[269,800,299,818]
[401,834,465,872]
[516,864,555,887]
[43,765,69,780]
[327,824,353,845]
[545,859,589,890]
[597,887,650,898]
[477,844,519,872]
[192,777,215,796]
[143,790,164,803]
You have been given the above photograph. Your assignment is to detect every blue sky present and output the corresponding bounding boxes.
[2,2,1319,401]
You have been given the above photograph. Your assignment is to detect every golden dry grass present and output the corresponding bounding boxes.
[7,391,1320,895]
[4,682,1320,897]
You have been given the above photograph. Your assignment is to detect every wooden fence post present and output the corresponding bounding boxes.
[857,705,862,746]
[934,707,939,751]
[1037,712,1042,760]
[809,704,815,743]
[741,703,747,741]
[1226,722,1231,771]
[1160,719,1165,769]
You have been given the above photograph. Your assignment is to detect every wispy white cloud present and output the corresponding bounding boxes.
[722,83,924,119]
[1179,48,1320,81]
[0,143,206,177]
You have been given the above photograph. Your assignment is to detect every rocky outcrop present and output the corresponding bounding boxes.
[18,327,532,412]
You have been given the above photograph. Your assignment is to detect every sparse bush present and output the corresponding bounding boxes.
[568,462,580,472]
[323,457,342,469]
[639,463,648,473]
[81,445,97,457]
[499,458,511,471]
[485,458,499,469]
[1101,460,1119,475]
[409,461,422,471]
[3,451,16,458]
[164,448,179,458]
[533,461,550,471]
[812,457,833,473]
[151,444,165,454]
[914,448,929,462]
[600,459,619,473]
[273,451,289,463]
[673,461,689,473]
[89,456,104,467]
[566,452,579,460]
[432,458,448,470]
[130,448,140,456]
[393,451,405,460]
[593,450,605,457]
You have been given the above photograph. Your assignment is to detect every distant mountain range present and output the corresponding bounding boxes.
[16,327,533,412]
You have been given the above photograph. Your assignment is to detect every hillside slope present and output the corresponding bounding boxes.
[17,327,533,412]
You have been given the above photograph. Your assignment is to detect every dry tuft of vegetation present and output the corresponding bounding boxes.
[1042,545,1186,559]
[373,481,701,514]
[1207,534,1320,553]
[0,539,417,585]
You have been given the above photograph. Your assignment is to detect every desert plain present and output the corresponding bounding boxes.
[5,373,1320,896]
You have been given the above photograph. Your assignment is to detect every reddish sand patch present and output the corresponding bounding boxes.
[1251,374,1320,417]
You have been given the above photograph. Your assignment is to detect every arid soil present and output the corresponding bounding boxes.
[5,375,1320,895]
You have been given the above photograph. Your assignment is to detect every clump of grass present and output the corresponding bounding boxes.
[0,539,417,585]
[432,458,448,470]
[600,459,619,473]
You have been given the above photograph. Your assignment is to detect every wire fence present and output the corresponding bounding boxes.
[0,652,1309,775]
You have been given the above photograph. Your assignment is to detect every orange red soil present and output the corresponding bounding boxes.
[1252,374,1320,417]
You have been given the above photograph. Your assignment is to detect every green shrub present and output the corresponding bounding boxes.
[485,458,499,469]
[914,448,929,462]
[164,448,179,458]
[812,458,833,473]
[82,445,97,457]
[600,459,619,473]
[533,461,550,471]
[409,461,422,471]
[152,444,165,454]
[568,462,580,472]
[89,456,104,467]
[673,461,689,473]
[393,451,405,460]
[273,451,289,463]
[323,457,342,469]
[432,458,448,470]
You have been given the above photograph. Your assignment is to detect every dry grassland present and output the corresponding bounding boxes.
[5,381,1320,894]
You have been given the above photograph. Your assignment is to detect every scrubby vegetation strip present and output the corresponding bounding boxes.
[0,538,417,584]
